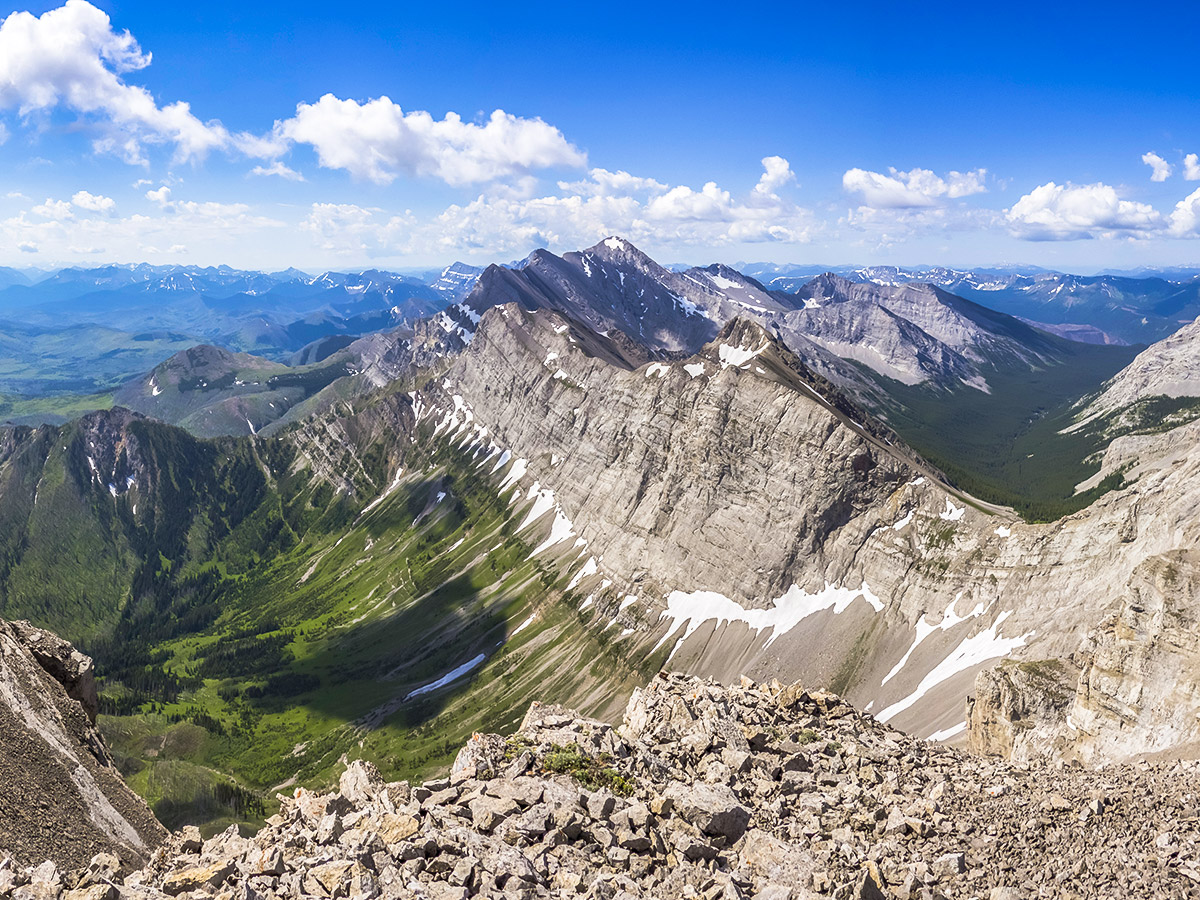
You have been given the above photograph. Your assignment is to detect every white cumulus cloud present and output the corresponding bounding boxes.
[250,161,305,181]
[0,1,229,162]
[32,198,73,220]
[1006,182,1161,240]
[1142,151,1172,182]
[71,189,114,212]
[276,95,586,186]
[2,192,285,263]
[843,166,987,209]
[1185,153,1200,181]
[297,157,813,258]
[754,156,795,196]
[556,168,668,198]
[1168,187,1200,237]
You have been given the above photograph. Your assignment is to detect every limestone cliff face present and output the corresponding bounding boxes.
[411,302,1200,758]
[1068,553,1200,762]
[966,659,1078,761]
[435,309,917,606]
[0,618,165,870]
[974,552,1200,764]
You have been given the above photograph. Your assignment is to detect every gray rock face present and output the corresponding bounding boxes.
[68,673,1200,900]
[410,295,1200,758]
[456,237,722,354]
[786,274,1058,390]
[1074,313,1200,428]
[973,551,1200,765]
[0,618,165,871]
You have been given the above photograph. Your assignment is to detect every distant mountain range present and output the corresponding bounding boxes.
[740,263,1200,345]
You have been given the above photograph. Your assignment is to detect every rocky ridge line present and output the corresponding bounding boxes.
[16,673,1200,900]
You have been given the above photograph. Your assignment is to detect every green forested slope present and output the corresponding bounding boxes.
[0,395,652,836]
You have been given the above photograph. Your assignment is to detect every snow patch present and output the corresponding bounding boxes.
[939,499,966,521]
[404,654,486,700]
[876,611,1031,723]
[568,557,598,591]
[604,236,628,252]
[880,594,986,686]
[529,507,575,557]
[995,525,1011,538]
[510,614,536,638]
[671,293,706,318]
[718,342,767,369]
[891,509,915,531]
[497,458,528,493]
[490,449,512,474]
[655,581,884,660]
[708,273,744,291]
[683,362,706,378]
[645,363,670,378]
[928,722,966,742]
[518,482,557,532]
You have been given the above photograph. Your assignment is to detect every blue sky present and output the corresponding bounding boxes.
[1,0,1199,271]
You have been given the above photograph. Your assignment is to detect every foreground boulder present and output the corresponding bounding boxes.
[28,671,1198,900]
[0,619,166,873]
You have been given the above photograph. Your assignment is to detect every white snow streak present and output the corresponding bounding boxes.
[404,654,486,700]
[529,508,575,556]
[928,722,966,742]
[518,483,557,532]
[880,594,985,686]
[510,614,536,638]
[718,342,767,369]
[497,458,528,493]
[876,612,1031,723]
[568,557,598,591]
[654,581,884,659]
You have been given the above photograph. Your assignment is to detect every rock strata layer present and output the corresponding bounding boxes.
[20,673,1200,900]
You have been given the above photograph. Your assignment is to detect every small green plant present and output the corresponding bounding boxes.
[539,744,633,795]
[797,728,819,744]
[503,735,533,762]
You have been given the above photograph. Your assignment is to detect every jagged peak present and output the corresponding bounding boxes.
[712,315,776,349]
[589,235,635,254]
[582,235,658,265]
